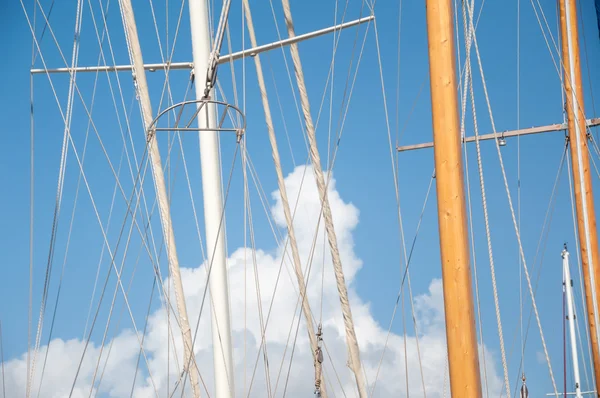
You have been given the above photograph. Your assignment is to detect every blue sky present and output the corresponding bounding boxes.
[1,0,600,396]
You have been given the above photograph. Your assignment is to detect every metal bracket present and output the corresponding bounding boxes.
[147,99,246,143]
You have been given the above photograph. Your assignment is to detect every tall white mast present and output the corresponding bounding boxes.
[188,1,235,397]
[562,247,583,398]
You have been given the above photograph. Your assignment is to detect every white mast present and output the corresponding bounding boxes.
[563,247,583,398]
[188,1,235,397]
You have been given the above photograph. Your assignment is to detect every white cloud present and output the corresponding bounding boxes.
[3,165,502,397]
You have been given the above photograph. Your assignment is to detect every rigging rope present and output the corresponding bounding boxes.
[370,171,434,395]
[63,132,160,398]
[29,1,83,395]
[278,1,367,396]
[369,0,429,393]
[170,143,240,398]
[118,0,201,395]
[28,3,37,392]
[78,0,184,365]
[508,144,567,398]
[237,150,350,398]
[242,145,274,397]
[233,13,370,392]
[517,0,525,381]
[458,3,490,392]
[37,26,106,398]
[19,5,171,397]
[91,129,196,392]
[233,12,376,383]
[461,0,511,394]
[130,278,157,396]
[240,1,326,395]
[468,10,560,394]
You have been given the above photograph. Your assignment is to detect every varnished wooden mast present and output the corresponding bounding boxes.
[559,0,600,393]
[425,0,482,396]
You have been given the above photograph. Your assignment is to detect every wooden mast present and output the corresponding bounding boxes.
[425,0,482,396]
[559,0,600,392]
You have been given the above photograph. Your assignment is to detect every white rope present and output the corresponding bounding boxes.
[468,12,559,395]
[19,8,168,397]
[238,150,349,398]
[278,1,367,396]
[171,144,240,397]
[233,57,366,393]
[460,75,492,398]
[507,145,567,397]
[370,5,429,395]
[139,4,220,381]
[84,0,192,383]
[266,0,309,152]
[458,3,490,393]
[36,19,108,395]
[370,173,434,396]
[84,0,180,352]
[461,1,511,395]
[91,136,194,390]
[29,1,83,394]
[23,4,175,393]
[28,3,37,392]
[82,3,124,339]
[517,0,525,380]
[463,114,490,397]
[244,158,274,398]
[61,135,160,398]
[130,279,157,396]
[241,1,326,395]
[118,0,201,395]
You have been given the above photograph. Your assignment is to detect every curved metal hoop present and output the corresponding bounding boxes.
[147,99,246,141]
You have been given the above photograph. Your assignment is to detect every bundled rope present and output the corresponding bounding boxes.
[241,0,327,395]
[279,0,367,396]
[119,0,201,395]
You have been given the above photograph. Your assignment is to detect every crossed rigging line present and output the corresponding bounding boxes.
[460,0,514,394]
[368,0,429,392]
[470,4,560,394]
[457,2,491,395]
[21,0,195,395]
[28,0,84,395]
[20,0,456,396]
[27,0,234,394]
[230,0,382,395]
[506,145,568,397]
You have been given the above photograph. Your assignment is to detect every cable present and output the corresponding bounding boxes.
[29,1,84,394]
[370,171,434,395]
[468,15,559,393]
[462,0,511,394]
[129,279,157,396]
[28,0,37,391]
